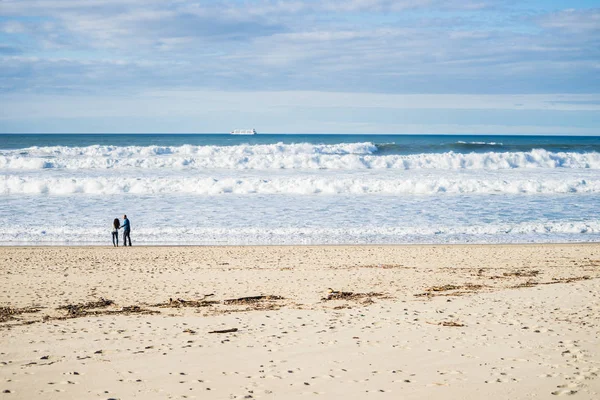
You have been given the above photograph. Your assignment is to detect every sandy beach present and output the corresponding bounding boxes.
[1,244,599,399]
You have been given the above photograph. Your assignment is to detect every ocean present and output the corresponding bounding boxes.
[0,134,599,245]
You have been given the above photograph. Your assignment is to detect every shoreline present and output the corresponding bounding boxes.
[1,241,600,248]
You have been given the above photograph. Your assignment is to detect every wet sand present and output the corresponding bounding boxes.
[1,244,599,399]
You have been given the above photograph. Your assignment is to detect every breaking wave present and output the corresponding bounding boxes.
[2,175,599,195]
[1,221,598,244]
[0,143,599,170]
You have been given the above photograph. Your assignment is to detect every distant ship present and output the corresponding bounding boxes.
[230,129,257,135]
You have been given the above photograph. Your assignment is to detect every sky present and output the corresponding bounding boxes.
[0,0,599,134]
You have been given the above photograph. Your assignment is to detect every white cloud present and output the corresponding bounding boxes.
[538,8,600,33]
[0,0,598,109]
[0,21,26,33]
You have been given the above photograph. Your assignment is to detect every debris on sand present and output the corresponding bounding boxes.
[57,298,114,316]
[511,275,591,289]
[429,285,460,292]
[154,296,219,308]
[503,270,540,278]
[511,280,539,289]
[549,276,590,284]
[415,283,486,298]
[322,289,383,301]
[0,306,41,323]
[55,299,158,319]
[490,269,540,280]
[223,295,284,305]
[433,321,465,327]
[209,328,238,334]
[117,306,158,315]
[361,264,413,270]
[426,320,465,327]
[414,292,434,298]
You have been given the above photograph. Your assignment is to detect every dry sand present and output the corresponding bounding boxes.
[0,244,599,399]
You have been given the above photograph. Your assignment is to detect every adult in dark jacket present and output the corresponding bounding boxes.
[121,214,132,246]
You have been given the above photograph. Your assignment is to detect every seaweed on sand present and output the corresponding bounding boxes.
[0,306,41,323]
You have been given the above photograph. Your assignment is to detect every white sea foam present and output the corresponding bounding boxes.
[1,221,598,244]
[2,175,599,195]
[456,141,503,146]
[2,138,598,245]
[0,143,599,170]
[0,142,378,158]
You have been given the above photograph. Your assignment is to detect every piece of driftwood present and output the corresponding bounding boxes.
[209,328,238,334]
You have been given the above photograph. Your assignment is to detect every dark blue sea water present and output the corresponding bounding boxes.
[2,134,599,154]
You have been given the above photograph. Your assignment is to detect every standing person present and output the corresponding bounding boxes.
[112,218,120,247]
[121,214,132,246]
